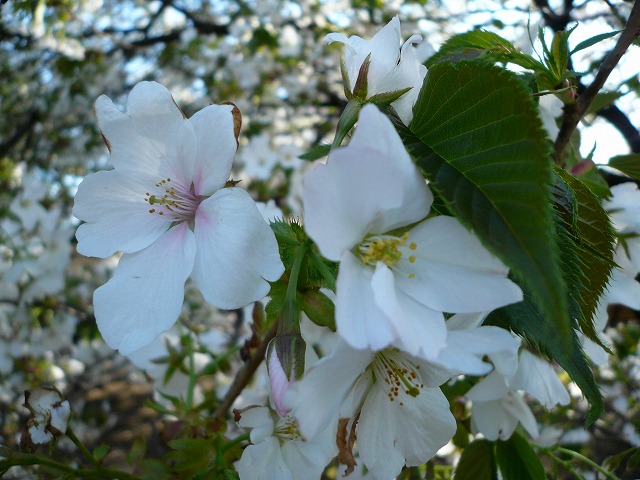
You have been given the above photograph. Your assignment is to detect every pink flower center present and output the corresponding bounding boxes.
[144,177,202,222]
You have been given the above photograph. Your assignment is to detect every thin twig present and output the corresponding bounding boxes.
[212,320,279,420]
[553,0,640,164]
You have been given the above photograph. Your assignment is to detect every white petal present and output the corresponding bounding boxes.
[358,384,456,478]
[503,392,539,438]
[397,216,523,312]
[470,398,520,441]
[335,252,396,351]
[192,188,284,309]
[606,265,640,309]
[371,264,447,359]
[361,17,404,96]
[466,370,510,402]
[350,105,433,233]
[434,326,521,376]
[445,312,488,331]
[268,349,293,417]
[238,406,275,444]
[94,223,196,355]
[286,341,375,439]
[390,39,427,125]
[189,104,237,196]
[281,436,335,480]
[511,351,569,408]
[73,170,170,258]
[302,145,404,261]
[235,438,293,480]
[95,82,196,182]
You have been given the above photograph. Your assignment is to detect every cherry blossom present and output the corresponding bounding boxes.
[325,16,426,124]
[73,82,284,355]
[303,105,523,359]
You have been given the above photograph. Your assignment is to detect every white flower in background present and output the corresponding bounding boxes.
[21,387,70,446]
[467,350,569,441]
[538,94,564,141]
[234,406,336,480]
[286,341,456,480]
[303,105,522,359]
[325,16,426,124]
[433,313,521,376]
[604,182,640,237]
[581,182,640,364]
[73,81,284,355]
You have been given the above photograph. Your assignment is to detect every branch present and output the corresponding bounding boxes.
[212,320,278,420]
[553,0,640,164]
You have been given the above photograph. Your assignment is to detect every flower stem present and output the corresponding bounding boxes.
[555,447,621,480]
[212,320,279,420]
[66,426,100,468]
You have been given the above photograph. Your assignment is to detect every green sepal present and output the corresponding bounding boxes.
[340,56,353,100]
[332,99,362,148]
[268,331,306,381]
[352,53,371,101]
[301,288,336,331]
[368,86,413,105]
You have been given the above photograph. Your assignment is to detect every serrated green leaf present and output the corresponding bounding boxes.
[610,154,640,180]
[454,438,497,480]
[552,168,616,346]
[496,432,547,480]
[487,293,603,424]
[427,29,545,72]
[402,61,570,341]
[571,30,622,55]
[165,438,216,478]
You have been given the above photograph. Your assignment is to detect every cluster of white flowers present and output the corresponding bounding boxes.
[65,14,640,480]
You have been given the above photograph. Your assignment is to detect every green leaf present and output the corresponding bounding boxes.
[586,91,624,114]
[299,144,331,161]
[165,438,216,478]
[403,61,570,340]
[427,29,545,72]
[496,432,547,480]
[609,154,640,180]
[552,168,616,346]
[571,30,622,55]
[454,438,497,480]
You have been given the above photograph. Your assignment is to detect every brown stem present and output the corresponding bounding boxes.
[212,320,279,420]
[553,0,640,164]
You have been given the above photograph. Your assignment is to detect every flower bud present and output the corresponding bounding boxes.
[266,334,306,416]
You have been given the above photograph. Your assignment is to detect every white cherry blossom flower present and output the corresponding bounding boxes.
[467,349,569,441]
[286,341,456,480]
[73,82,284,355]
[325,16,426,124]
[234,406,336,480]
[22,387,70,446]
[303,105,523,359]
